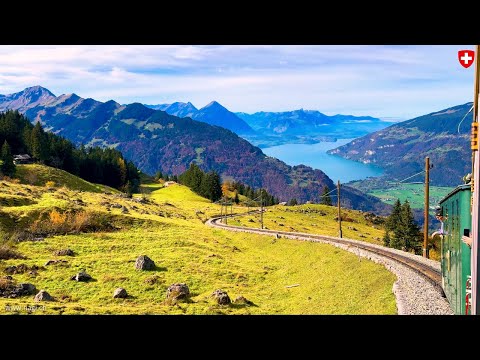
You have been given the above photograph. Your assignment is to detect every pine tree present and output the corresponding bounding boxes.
[397,200,421,253]
[389,200,420,252]
[383,231,391,247]
[0,140,15,177]
[234,191,240,204]
[289,198,298,206]
[385,199,402,233]
[31,122,47,162]
[200,171,222,202]
[320,186,332,206]
[117,158,127,186]
[155,171,163,180]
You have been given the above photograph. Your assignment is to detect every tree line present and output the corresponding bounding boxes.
[229,180,279,206]
[177,163,222,201]
[0,110,140,193]
[174,163,278,205]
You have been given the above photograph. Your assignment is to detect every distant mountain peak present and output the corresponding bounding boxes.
[22,85,55,97]
[202,100,225,110]
[0,85,57,112]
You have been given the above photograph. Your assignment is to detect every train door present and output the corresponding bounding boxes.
[451,199,458,312]
[444,204,452,307]
[441,205,448,289]
[455,198,461,313]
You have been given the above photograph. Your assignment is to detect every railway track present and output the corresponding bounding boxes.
[206,212,442,288]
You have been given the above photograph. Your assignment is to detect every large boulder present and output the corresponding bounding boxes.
[211,289,231,305]
[166,283,190,300]
[54,249,74,256]
[0,282,37,298]
[233,296,254,306]
[113,288,128,299]
[135,255,156,271]
[44,259,68,266]
[70,271,92,282]
[16,283,37,296]
[34,290,54,302]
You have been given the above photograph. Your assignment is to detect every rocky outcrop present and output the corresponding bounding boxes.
[211,289,231,305]
[135,255,156,271]
[113,288,128,299]
[34,290,54,302]
[166,283,190,300]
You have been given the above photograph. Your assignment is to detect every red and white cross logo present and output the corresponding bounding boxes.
[458,50,475,68]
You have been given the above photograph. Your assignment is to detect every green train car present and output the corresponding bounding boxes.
[439,184,472,314]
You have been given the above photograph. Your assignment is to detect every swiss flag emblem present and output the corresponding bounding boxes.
[458,50,475,68]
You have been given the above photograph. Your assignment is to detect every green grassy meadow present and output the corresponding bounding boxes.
[0,165,397,315]
[228,204,385,245]
[368,183,453,211]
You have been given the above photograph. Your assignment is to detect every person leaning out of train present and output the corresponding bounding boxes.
[462,230,473,248]
[431,207,446,237]
[460,174,473,248]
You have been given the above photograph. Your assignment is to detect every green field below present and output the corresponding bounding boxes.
[0,165,397,315]
[368,183,454,211]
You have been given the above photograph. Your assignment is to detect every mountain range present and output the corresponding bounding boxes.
[146,102,393,147]
[145,101,254,135]
[0,86,390,213]
[329,102,473,187]
[237,109,383,135]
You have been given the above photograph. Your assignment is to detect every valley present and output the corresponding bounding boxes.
[0,165,396,314]
[0,45,474,317]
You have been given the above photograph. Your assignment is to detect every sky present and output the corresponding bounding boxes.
[0,45,475,121]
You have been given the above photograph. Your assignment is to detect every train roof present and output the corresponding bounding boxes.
[439,184,471,204]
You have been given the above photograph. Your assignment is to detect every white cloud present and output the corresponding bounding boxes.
[0,45,474,118]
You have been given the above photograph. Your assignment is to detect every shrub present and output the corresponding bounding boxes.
[0,245,25,260]
[29,209,115,236]
[71,211,92,232]
[25,172,38,185]
[45,181,56,188]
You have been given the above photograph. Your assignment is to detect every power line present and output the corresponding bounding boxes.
[320,186,340,198]
[457,104,474,134]
[392,170,425,184]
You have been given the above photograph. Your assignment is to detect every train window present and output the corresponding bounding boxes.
[452,201,455,241]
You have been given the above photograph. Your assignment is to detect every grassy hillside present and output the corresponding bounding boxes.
[1,86,389,210]
[15,164,119,194]
[229,204,386,245]
[329,103,472,187]
[0,166,396,314]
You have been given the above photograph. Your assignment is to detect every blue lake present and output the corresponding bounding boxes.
[262,139,384,183]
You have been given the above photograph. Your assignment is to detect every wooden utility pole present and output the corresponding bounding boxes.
[471,45,480,315]
[423,156,430,259]
[224,197,228,225]
[337,180,342,238]
[260,192,264,229]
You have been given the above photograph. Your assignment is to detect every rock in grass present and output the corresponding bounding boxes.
[0,282,37,298]
[135,255,156,271]
[166,283,190,300]
[113,288,128,299]
[44,259,68,266]
[70,271,92,282]
[34,290,54,302]
[17,283,37,296]
[211,289,231,305]
[54,249,74,256]
[233,296,254,306]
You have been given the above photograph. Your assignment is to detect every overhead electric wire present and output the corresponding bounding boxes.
[320,186,340,197]
[457,105,474,134]
[393,170,425,184]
